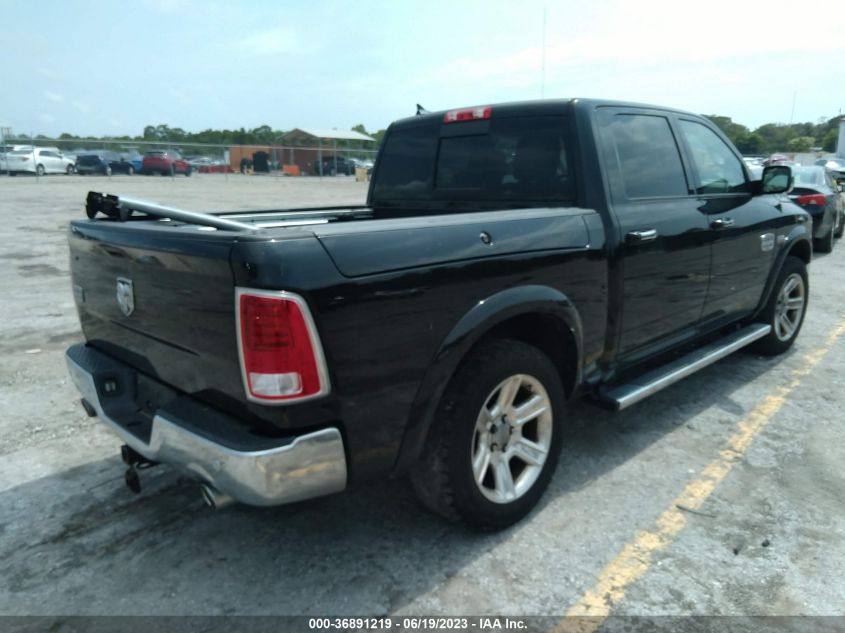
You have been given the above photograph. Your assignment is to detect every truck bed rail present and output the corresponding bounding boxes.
[85,192,258,232]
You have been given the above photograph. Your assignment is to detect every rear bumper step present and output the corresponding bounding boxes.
[598,324,771,410]
[65,344,347,507]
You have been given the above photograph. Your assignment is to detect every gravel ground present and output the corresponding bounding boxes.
[1,173,843,623]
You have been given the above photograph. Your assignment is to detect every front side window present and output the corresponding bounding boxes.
[678,120,746,194]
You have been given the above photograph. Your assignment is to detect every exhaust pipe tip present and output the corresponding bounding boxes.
[80,398,97,418]
[200,484,235,510]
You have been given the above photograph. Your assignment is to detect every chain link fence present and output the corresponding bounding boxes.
[0,135,378,179]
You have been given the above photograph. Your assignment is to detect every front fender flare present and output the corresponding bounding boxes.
[752,225,812,320]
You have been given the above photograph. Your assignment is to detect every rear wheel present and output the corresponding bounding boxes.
[127,165,134,175]
[751,256,808,356]
[66,164,74,175]
[814,218,835,253]
[410,339,565,530]
[36,164,45,176]
[105,166,112,177]
[835,211,844,239]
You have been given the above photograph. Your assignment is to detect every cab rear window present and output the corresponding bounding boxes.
[372,116,575,206]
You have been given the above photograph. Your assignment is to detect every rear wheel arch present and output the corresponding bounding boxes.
[393,286,583,476]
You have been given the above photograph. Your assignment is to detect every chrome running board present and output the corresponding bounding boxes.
[600,324,772,410]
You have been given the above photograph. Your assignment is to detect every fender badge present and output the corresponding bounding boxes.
[760,233,775,252]
[116,277,134,316]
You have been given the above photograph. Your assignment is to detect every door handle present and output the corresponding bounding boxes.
[710,217,735,229]
[625,229,658,244]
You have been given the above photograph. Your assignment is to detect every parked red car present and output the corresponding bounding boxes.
[141,150,192,176]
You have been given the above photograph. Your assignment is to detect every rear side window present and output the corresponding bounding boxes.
[607,114,688,199]
[678,120,746,194]
[372,116,574,205]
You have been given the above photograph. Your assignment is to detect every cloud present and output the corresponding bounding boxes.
[148,0,190,14]
[45,91,64,103]
[71,100,91,114]
[237,28,299,56]
[38,113,55,124]
[418,1,845,91]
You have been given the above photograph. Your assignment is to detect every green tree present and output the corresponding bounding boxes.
[705,115,750,148]
[822,128,838,153]
[787,136,815,152]
[736,133,764,155]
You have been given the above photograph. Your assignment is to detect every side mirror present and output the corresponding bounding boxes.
[761,165,793,194]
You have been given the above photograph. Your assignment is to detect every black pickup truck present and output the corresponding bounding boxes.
[65,99,811,530]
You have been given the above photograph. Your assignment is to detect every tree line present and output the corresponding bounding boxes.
[20,124,386,151]
[705,114,841,154]
[16,114,842,155]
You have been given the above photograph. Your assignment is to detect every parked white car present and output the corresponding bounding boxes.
[5,147,76,175]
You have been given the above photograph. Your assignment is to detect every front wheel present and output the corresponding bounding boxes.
[751,256,808,356]
[66,164,75,175]
[410,339,565,530]
[36,164,45,176]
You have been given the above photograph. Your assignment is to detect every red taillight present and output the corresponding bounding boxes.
[443,106,492,123]
[796,194,827,206]
[236,289,328,403]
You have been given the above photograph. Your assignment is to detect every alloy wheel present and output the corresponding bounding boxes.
[470,374,553,504]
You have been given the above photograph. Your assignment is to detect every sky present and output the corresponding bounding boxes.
[1,0,843,139]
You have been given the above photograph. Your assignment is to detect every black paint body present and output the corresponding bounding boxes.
[67,99,812,484]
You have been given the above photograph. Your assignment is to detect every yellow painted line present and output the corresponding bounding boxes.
[555,319,845,633]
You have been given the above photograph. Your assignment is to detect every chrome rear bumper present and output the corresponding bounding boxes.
[65,344,347,507]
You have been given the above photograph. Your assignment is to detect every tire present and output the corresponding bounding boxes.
[835,211,844,239]
[66,164,74,175]
[127,165,134,176]
[36,164,45,176]
[751,256,809,356]
[814,221,834,253]
[105,166,112,177]
[185,167,192,177]
[410,339,565,530]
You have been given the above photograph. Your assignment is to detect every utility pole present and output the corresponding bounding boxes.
[541,8,547,99]
[789,91,797,125]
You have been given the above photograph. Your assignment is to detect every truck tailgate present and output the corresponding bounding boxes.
[68,220,244,404]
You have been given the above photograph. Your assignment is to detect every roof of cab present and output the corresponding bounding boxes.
[388,98,702,129]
